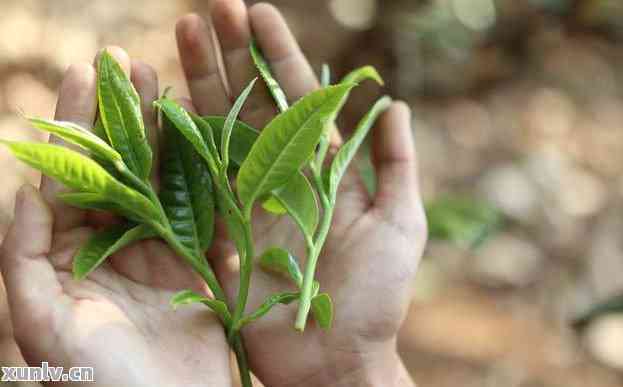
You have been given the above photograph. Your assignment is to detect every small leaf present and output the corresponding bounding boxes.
[270,172,319,237]
[250,40,289,112]
[262,195,288,215]
[155,99,218,172]
[340,65,384,86]
[222,78,257,169]
[259,247,303,287]
[0,141,159,221]
[73,224,155,280]
[28,118,122,165]
[170,289,231,325]
[328,96,392,201]
[190,113,220,164]
[426,195,502,249]
[97,50,152,180]
[204,116,259,166]
[311,293,333,330]
[237,83,356,212]
[160,116,216,253]
[238,291,300,328]
[320,63,331,87]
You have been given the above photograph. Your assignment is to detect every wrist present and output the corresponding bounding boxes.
[288,342,415,387]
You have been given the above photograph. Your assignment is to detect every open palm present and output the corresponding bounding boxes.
[0,50,231,387]
[176,2,426,386]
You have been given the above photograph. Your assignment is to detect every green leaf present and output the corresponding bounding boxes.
[28,118,122,165]
[93,118,107,141]
[160,116,215,253]
[270,172,318,237]
[237,291,300,328]
[73,224,155,280]
[327,96,392,201]
[262,196,288,215]
[237,83,356,212]
[573,295,623,331]
[204,116,259,166]
[250,40,289,112]
[0,141,159,221]
[259,247,303,287]
[222,78,257,169]
[320,63,331,87]
[340,65,384,86]
[311,293,333,330]
[426,195,502,249]
[97,50,152,180]
[155,99,218,172]
[170,289,231,325]
[57,191,138,219]
[190,113,220,164]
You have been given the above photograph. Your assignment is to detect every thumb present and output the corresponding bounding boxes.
[0,185,63,362]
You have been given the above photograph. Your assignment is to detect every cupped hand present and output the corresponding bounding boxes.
[0,48,232,387]
[176,2,426,386]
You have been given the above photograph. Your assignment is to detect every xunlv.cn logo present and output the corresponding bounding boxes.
[1,362,94,382]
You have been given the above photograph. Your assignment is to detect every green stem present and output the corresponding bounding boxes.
[295,172,333,331]
[116,156,253,384]
[231,334,253,387]
[229,215,255,340]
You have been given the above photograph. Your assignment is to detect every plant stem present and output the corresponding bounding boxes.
[295,171,333,331]
[229,215,255,340]
[231,333,253,387]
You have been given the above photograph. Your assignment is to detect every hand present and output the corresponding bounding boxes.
[176,2,427,386]
[0,48,232,387]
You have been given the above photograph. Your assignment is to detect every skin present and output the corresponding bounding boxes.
[176,1,427,386]
[0,49,233,386]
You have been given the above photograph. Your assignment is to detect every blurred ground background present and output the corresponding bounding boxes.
[1,0,623,386]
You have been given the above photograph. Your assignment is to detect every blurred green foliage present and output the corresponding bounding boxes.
[425,195,502,249]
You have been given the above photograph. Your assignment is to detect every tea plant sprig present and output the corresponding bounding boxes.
[249,40,390,330]
[3,44,391,386]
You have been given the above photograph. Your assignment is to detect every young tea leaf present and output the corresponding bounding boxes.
[160,116,215,253]
[237,291,300,329]
[340,65,384,86]
[327,96,392,201]
[190,113,220,164]
[28,118,122,165]
[97,51,152,180]
[250,40,289,112]
[0,141,159,221]
[170,289,232,325]
[262,196,288,215]
[270,172,319,238]
[57,192,139,220]
[155,99,218,172]
[259,247,303,287]
[311,293,333,330]
[73,224,155,280]
[222,78,257,169]
[236,83,356,213]
[203,115,258,166]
